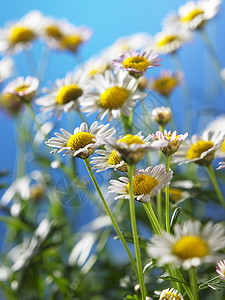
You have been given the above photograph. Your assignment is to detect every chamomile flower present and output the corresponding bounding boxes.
[151,107,172,127]
[108,164,173,202]
[36,70,91,117]
[149,130,188,156]
[0,11,42,54]
[206,115,225,157]
[0,57,14,83]
[45,121,115,159]
[149,70,184,97]
[0,93,22,116]
[112,49,161,77]
[217,159,225,171]
[80,55,111,80]
[216,260,225,279]
[173,130,225,166]
[80,69,146,121]
[91,144,127,173]
[107,131,168,165]
[151,26,192,55]
[3,76,39,102]
[148,220,225,270]
[159,288,184,300]
[164,0,221,31]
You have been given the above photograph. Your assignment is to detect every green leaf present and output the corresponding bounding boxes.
[170,207,181,233]
[158,275,189,286]
[124,295,139,300]
[0,215,33,231]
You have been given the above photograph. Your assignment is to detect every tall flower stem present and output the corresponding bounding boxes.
[165,155,171,232]
[26,103,48,140]
[143,201,162,235]
[206,164,225,209]
[127,164,146,300]
[157,125,164,226]
[84,158,138,276]
[189,268,199,300]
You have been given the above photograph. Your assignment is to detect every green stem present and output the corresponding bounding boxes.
[206,164,225,209]
[26,103,48,140]
[127,164,146,300]
[165,155,171,232]
[84,158,138,276]
[157,125,164,226]
[143,201,162,235]
[189,268,199,300]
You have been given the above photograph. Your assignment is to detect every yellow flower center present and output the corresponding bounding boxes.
[9,26,36,44]
[59,34,82,52]
[15,84,30,93]
[56,84,83,105]
[153,77,177,92]
[45,25,63,39]
[186,140,214,159]
[156,35,178,47]
[221,139,225,153]
[117,134,145,145]
[30,185,44,201]
[107,150,121,166]
[66,132,95,151]
[173,235,208,259]
[181,8,204,22]
[122,56,151,72]
[126,174,158,196]
[99,86,129,109]
[169,188,182,202]
[161,291,181,300]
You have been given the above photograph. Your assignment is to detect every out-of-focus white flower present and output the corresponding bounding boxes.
[0,57,14,83]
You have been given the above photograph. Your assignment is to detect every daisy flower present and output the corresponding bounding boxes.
[112,49,161,77]
[149,70,184,97]
[173,130,225,166]
[45,121,115,159]
[3,76,39,102]
[80,55,111,80]
[0,11,42,54]
[148,220,225,270]
[0,57,14,83]
[108,164,173,202]
[149,130,188,156]
[216,260,225,280]
[164,0,221,31]
[217,159,225,171]
[36,70,91,117]
[0,93,22,116]
[80,69,146,121]
[107,131,168,165]
[91,144,127,173]
[151,106,172,127]
[159,288,184,300]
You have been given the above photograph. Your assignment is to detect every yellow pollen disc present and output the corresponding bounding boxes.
[156,35,178,47]
[45,25,62,39]
[169,188,182,202]
[186,140,214,159]
[9,26,36,44]
[99,86,129,109]
[153,77,177,92]
[126,174,158,196]
[66,132,95,151]
[173,235,208,259]
[59,34,82,52]
[56,84,83,105]
[221,139,225,153]
[117,134,145,145]
[161,292,181,300]
[15,84,30,93]
[181,8,204,22]
[123,56,150,72]
[107,150,121,166]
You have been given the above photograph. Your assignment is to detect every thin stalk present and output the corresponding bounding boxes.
[35,45,51,87]
[165,155,171,232]
[143,201,162,235]
[84,158,138,276]
[157,125,164,225]
[26,103,48,140]
[24,49,36,75]
[127,164,146,300]
[189,268,199,300]
[206,164,225,209]
[77,110,90,126]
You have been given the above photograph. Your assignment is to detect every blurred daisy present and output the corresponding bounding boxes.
[0,93,22,116]
[0,57,14,83]
[36,70,91,117]
[173,130,225,166]
[0,11,42,54]
[151,106,172,127]
[164,0,221,31]
[149,130,188,156]
[112,49,161,77]
[149,70,184,97]
[45,121,115,159]
[148,220,225,269]
[168,180,193,204]
[216,260,225,279]
[109,164,173,202]
[217,159,225,171]
[3,76,39,102]
[159,288,184,300]
[80,55,111,80]
[151,26,192,54]
[80,69,146,121]
[107,131,168,165]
